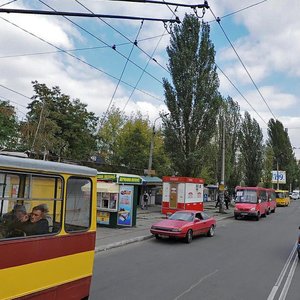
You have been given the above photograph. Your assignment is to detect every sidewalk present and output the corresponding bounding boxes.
[95,201,234,253]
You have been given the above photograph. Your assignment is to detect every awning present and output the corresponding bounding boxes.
[141,176,163,185]
[97,182,119,193]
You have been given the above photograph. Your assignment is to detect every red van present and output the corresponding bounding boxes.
[266,188,276,214]
[234,187,268,221]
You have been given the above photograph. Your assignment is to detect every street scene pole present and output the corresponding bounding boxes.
[147,113,169,176]
[219,117,225,213]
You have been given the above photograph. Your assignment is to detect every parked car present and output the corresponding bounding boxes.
[291,190,300,200]
[234,186,268,220]
[150,210,216,243]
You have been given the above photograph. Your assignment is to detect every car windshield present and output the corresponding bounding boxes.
[276,192,285,198]
[235,190,257,203]
[169,212,194,221]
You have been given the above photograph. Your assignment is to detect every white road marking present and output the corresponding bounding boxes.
[267,242,297,300]
[278,253,298,300]
[173,269,219,300]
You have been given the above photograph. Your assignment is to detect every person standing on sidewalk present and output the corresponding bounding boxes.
[224,191,230,209]
[143,191,149,210]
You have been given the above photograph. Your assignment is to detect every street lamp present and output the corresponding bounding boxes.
[147,113,169,176]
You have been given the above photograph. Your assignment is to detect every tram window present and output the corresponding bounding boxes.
[65,177,92,232]
[0,172,63,239]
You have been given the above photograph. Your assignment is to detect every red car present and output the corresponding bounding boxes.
[150,210,216,243]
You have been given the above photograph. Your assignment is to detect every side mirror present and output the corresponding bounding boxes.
[194,218,201,223]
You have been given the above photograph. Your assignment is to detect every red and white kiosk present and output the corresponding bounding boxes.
[161,176,205,215]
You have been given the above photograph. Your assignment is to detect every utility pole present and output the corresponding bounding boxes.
[219,117,225,213]
[147,113,169,176]
[276,159,279,190]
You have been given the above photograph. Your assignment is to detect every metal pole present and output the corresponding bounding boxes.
[277,160,279,190]
[219,117,225,213]
[148,125,155,176]
[147,113,169,176]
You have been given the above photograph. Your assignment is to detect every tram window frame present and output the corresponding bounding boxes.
[0,171,63,240]
[64,177,92,233]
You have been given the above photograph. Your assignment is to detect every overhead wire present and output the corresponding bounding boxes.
[101,20,145,126]
[207,0,268,23]
[208,6,277,121]
[0,83,32,100]
[38,0,164,85]
[121,0,180,112]
[74,0,170,73]
[216,64,268,126]
[0,0,18,7]
[122,28,167,113]
[0,33,169,59]
[0,16,164,102]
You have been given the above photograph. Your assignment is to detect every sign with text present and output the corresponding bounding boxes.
[271,170,286,184]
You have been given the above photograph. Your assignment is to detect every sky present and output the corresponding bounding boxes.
[1,0,300,157]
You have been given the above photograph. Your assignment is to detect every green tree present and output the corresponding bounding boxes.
[20,81,98,161]
[0,100,19,149]
[115,114,150,173]
[163,15,221,176]
[261,145,274,188]
[239,111,264,186]
[97,106,127,168]
[267,118,297,190]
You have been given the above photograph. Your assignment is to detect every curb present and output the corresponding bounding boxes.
[95,234,153,253]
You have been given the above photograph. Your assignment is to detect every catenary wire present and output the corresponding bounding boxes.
[0,33,169,59]
[38,0,164,85]
[209,7,277,121]
[74,0,170,74]
[206,0,268,23]
[0,83,32,100]
[0,0,18,7]
[101,20,145,125]
[216,64,268,126]
[0,16,164,102]
[122,28,167,113]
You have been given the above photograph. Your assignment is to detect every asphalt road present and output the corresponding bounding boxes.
[90,201,300,300]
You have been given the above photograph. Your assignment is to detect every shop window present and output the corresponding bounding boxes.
[97,192,118,211]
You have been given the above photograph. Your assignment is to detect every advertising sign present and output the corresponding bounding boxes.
[117,185,134,226]
[271,170,286,184]
[97,211,110,225]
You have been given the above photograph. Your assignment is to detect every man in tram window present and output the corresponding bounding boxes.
[19,204,50,236]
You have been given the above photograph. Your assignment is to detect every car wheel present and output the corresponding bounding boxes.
[272,208,275,213]
[185,229,193,244]
[155,234,161,240]
[207,225,215,237]
[267,209,270,215]
[255,214,260,221]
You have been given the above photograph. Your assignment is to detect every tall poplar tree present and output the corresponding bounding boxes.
[267,118,297,189]
[163,15,221,176]
[239,112,264,186]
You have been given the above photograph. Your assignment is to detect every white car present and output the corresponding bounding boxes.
[291,191,300,200]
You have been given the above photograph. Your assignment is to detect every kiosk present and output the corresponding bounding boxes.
[96,172,142,227]
[162,176,205,215]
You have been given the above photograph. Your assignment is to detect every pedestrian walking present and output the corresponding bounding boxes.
[215,193,220,208]
[143,191,149,210]
[224,191,230,209]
